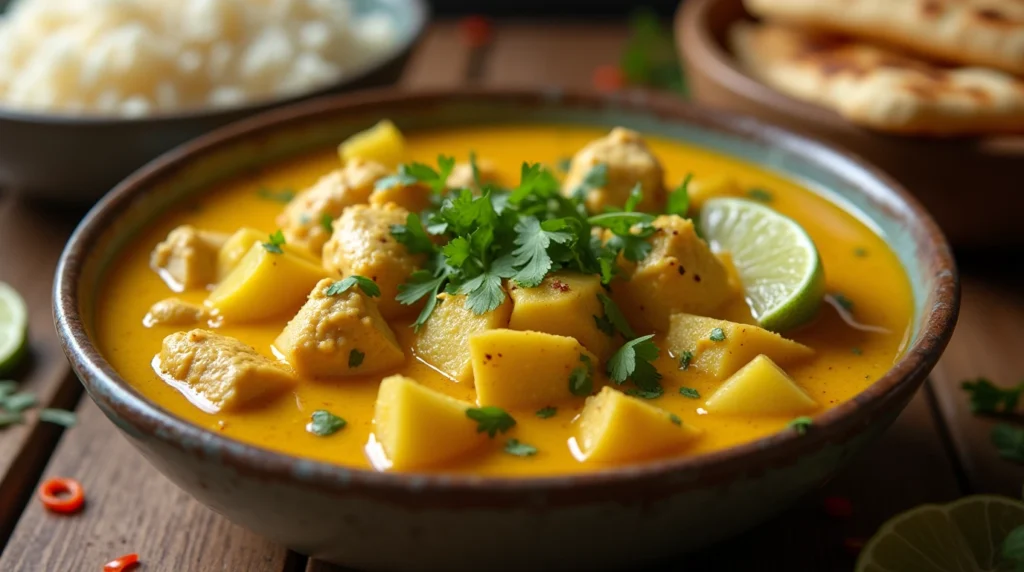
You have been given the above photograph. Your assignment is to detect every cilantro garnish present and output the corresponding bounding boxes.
[319,213,334,234]
[678,350,694,370]
[608,334,663,395]
[623,183,643,212]
[569,354,595,397]
[666,174,692,216]
[627,386,663,400]
[788,416,813,435]
[536,406,557,419]
[679,387,700,399]
[993,423,1024,463]
[570,162,608,200]
[669,413,682,426]
[709,328,726,342]
[747,188,773,202]
[348,349,365,368]
[376,156,456,194]
[307,410,346,436]
[262,230,286,254]
[466,406,516,437]
[589,211,656,263]
[390,213,437,255]
[468,151,482,188]
[257,186,296,203]
[851,347,863,356]
[504,439,538,457]
[324,275,380,298]
[508,217,574,287]
[595,293,635,339]
[962,378,1023,415]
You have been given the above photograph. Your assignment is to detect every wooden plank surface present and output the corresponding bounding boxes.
[399,22,472,89]
[484,23,628,88]
[929,275,1024,497]
[0,400,298,572]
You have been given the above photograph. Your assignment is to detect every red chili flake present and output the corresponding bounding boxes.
[38,477,85,514]
[460,16,492,48]
[842,537,865,555]
[103,553,140,572]
[592,65,625,93]
[551,280,570,292]
[822,496,854,518]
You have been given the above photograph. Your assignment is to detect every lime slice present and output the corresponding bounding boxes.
[857,495,1024,572]
[699,198,824,332]
[0,282,28,375]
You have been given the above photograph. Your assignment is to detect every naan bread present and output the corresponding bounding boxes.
[743,0,1024,75]
[730,22,1024,135]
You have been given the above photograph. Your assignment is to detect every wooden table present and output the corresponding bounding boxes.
[1,22,1022,571]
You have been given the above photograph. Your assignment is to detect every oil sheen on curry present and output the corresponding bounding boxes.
[96,122,913,476]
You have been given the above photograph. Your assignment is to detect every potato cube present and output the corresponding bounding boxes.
[578,387,700,463]
[611,215,733,333]
[338,119,405,168]
[206,242,329,322]
[414,292,512,384]
[369,181,433,213]
[666,314,813,380]
[274,279,405,378]
[157,329,296,412]
[507,272,612,360]
[705,355,818,416]
[469,330,597,408]
[373,375,487,470]
[218,228,319,280]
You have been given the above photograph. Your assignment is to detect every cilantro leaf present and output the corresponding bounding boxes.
[324,275,380,298]
[678,350,694,371]
[587,211,655,232]
[607,335,662,395]
[460,269,510,315]
[569,354,594,397]
[570,162,608,200]
[509,217,573,287]
[466,406,516,437]
[375,166,419,191]
[348,349,365,368]
[993,423,1024,463]
[666,174,692,216]
[962,378,1023,415]
[390,213,436,255]
[469,151,482,188]
[669,413,682,426]
[320,213,334,234]
[748,188,773,202]
[307,410,346,436]
[385,156,456,194]
[504,438,538,457]
[396,269,447,331]
[788,416,813,435]
[536,406,557,419]
[709,328,726,342]
[679,387,700,399]
[627,386,663,400]
[624,183,643,212]
[262,230,286,254]
[596,293,635,338]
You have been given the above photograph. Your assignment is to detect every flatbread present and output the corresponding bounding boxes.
[730,22,1024,135]
[743,0,1024,75]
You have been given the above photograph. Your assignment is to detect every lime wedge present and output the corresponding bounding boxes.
[0,282,28,375]
[857,495,1024,572]
[699,198,824,332]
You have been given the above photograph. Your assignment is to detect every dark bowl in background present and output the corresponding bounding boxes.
[675,0,1024,248]
[0,0,428,202]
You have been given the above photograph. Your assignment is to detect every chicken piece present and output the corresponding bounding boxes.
[446,158,500,191]
[611,215,733,333]
[321,203,426,319]
[277,158,388,256]
[507,272,612,361]
[369,181,433,213]
[150,225,229,291]
[578,387,701,463]
[274,278,405,378]
[144,298,208,327]
[156,329,296,412]
[562,127,666,213]
[414,292,512,384]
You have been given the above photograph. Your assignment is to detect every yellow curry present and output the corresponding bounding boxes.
[96,123,913,477]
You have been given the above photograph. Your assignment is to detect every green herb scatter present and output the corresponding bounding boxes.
[747,188,773,202]
[788,416,813,435]
[608,334,663,395]
[678,350,694,370]
[679,387,700,399]
[962,378,1023,414]
[569,355,595,397]
[666,174,692,216]
[348,349,365,368]
[993,423,1024,463]
[536,406,557,419]
[504,439,538,457]
[595,293,636,339]
[262,230,286,254]
[320,213,334,234]
[38,409,77,428]
[709,328,726,342]
[307,410,347,436]
[324,275,381,298]
[669,413,682,426]
[466,406,516,437]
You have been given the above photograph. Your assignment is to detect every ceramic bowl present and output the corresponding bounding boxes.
[54,89,959,570]
[675,0,1024,248]
[0,0,428,202]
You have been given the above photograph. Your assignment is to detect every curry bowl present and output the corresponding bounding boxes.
[54,89,958,570]
[0,0,427,202]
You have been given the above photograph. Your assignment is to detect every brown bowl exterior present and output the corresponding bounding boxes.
[54,88,958,570]
[0,0,427,202]
[676,0,1024,248]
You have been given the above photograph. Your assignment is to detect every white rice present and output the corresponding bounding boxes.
[0,0,397,117]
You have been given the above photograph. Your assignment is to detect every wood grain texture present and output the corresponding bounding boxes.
[483,23,628,88]
[929,275,1024,496]
[399,22,472,89]
[0,399,297,572]
[0,197,85,543]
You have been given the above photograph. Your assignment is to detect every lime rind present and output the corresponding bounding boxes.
[699,198,825,332]
[0,281,28,375]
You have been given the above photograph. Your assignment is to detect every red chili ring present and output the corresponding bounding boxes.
[103,553,140,572]
[38,477,85,514]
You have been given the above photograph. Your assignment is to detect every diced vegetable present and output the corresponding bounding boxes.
[705,355,818,416]
[578,386,700,463]
[38,477,85,514]
[338,119,406,168]
[274,279,405,378]
[373,375,486,469]
[206,242,329,322]
[370,181,433,213]
[414,292,512,384]
[150,225,229,291]
[561,127,666,213]
[666,314,813,379]
[507,272,612,360]
[157,329,296,412]
[469,329,597,408]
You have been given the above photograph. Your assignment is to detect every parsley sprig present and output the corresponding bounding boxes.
[962,378,1023,415]
[607,334,663,397]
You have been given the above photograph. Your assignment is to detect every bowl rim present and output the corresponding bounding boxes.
[54,87,959,494]
[0,0,429,126]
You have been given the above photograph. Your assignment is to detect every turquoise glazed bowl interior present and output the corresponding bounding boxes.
[54,89,958,570]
